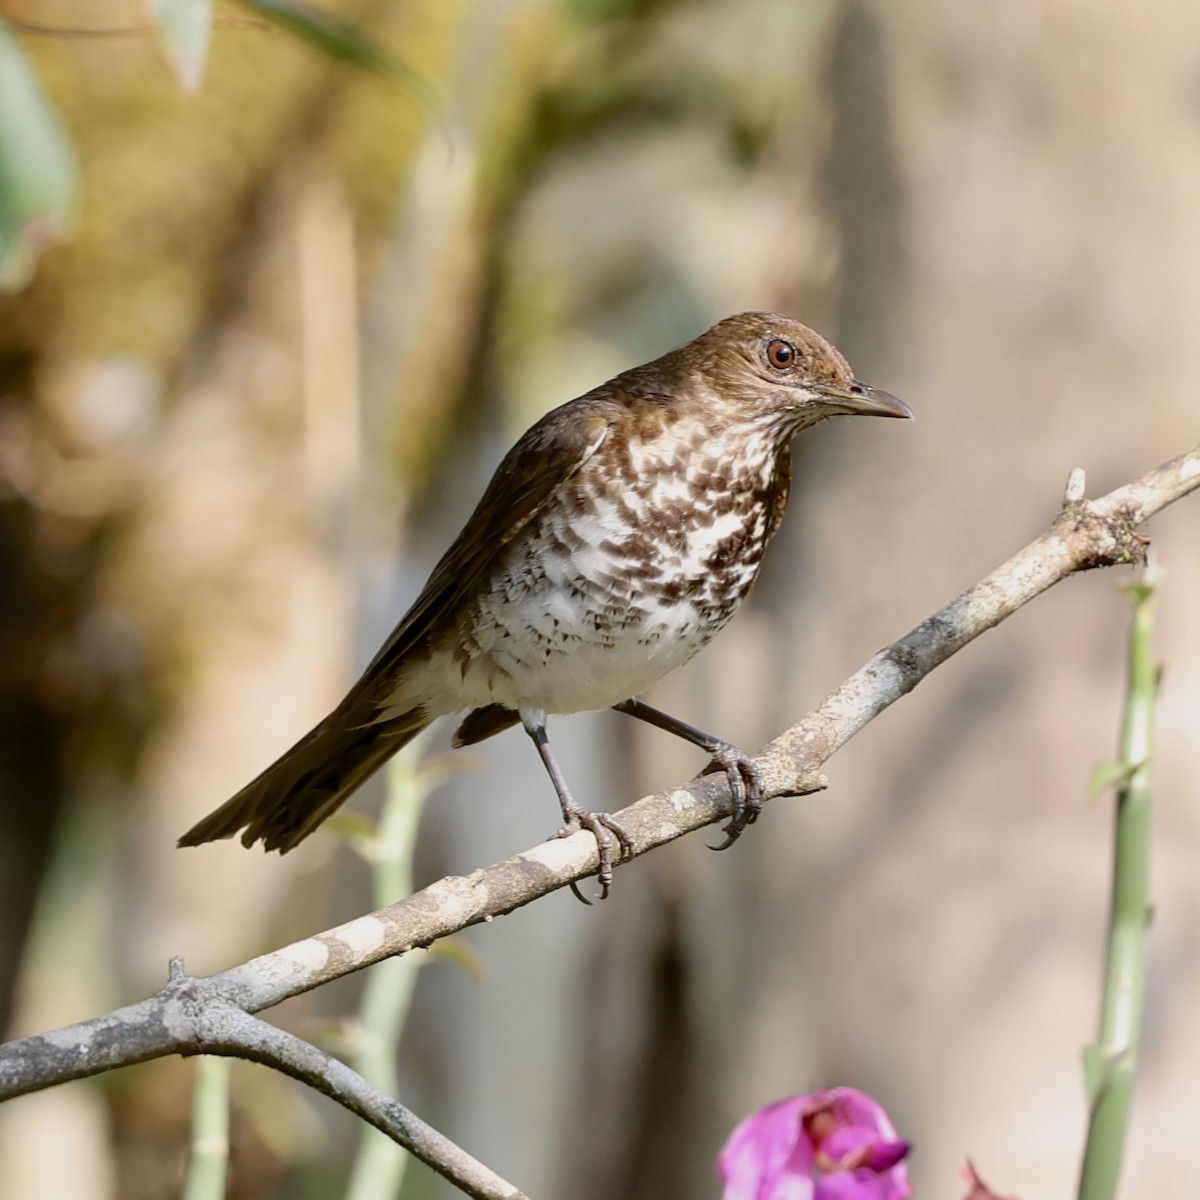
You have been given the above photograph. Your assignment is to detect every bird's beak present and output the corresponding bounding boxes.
[815,380,914,420]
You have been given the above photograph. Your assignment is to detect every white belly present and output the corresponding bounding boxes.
[460,593,714,714]
[389,420,779,720]
[413,507,760,717]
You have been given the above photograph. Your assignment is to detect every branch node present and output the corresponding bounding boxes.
[1054,500,1150,571]
[168,955,187,984]
[1064,466,1087,504]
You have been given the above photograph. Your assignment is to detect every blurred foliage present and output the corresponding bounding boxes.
[0,18,80,291]
[0,1,438,354]
[238,0,433,94]
[150,0,214,92]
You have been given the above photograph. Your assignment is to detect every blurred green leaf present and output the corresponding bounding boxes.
[322,809,379,860]
[0,19,81,292]
[148,0,214,93]
[236,0,429,93]
[428,937,486,981]
[1087,759,1139,798]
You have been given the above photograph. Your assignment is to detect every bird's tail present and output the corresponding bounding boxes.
[178,701,430,853]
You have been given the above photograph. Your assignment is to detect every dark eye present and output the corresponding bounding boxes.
[765,339,795,369]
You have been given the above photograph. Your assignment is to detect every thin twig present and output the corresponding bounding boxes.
[182,1056,232,1200]
[208,1008,526,1199]
[345,746,432,1200]
[1077,567,1158,1199]
[0,12,268,39]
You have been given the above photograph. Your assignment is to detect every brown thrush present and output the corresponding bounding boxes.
[179,312,911,895]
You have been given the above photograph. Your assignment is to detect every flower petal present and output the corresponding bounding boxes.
[719,1096,815,1200]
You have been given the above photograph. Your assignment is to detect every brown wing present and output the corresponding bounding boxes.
[179,391,623,852]
[356,392,619,694]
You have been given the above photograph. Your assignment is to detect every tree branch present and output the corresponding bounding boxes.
[0,957,527,1200]
[1,443,1197,1194]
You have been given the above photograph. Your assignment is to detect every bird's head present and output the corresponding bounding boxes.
[685,311,912,437]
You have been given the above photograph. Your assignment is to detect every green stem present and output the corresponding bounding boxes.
[344,743,429,1200]
[182,1056,232,1200]
[1077,572,1158,1200]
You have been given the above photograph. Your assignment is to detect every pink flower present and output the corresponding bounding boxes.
[718,1088,912,1200]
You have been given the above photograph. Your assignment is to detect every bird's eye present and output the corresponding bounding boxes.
[765,339,795,369]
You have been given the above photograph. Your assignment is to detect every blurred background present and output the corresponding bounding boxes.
[1,0,1198,1197]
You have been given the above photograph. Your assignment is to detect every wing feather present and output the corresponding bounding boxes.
[357,396,617,695]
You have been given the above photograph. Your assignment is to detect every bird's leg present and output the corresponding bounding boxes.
[612,697,763,849]
[521,710,633,901]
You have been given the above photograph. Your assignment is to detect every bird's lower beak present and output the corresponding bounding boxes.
[817,380,914,420]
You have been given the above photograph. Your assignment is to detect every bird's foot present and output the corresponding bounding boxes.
[704,742,764,851]
[553,809,633,903]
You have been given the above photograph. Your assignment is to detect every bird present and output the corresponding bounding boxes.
[179,312,911,896]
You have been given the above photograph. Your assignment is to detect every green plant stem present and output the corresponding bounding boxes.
[1077,572,1158,1200]
[344,745,428,1200]
[182,1056,232,1200]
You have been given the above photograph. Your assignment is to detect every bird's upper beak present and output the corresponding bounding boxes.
[815,380,914,420]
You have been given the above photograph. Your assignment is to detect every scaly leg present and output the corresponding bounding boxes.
[612,697,763,849]
[522,709,633,901]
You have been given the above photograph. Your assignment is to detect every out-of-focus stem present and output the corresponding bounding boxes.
[344,744,428,1200]
[182,1056,231,1200]
[1077,571,1158,1200]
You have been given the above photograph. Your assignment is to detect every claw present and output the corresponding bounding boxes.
[554,810,633,902]
[611,700,765,853]
[705,745,764,852]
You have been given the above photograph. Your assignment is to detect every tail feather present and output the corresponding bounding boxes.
[178,703,430,854]
[452,703,519,747]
